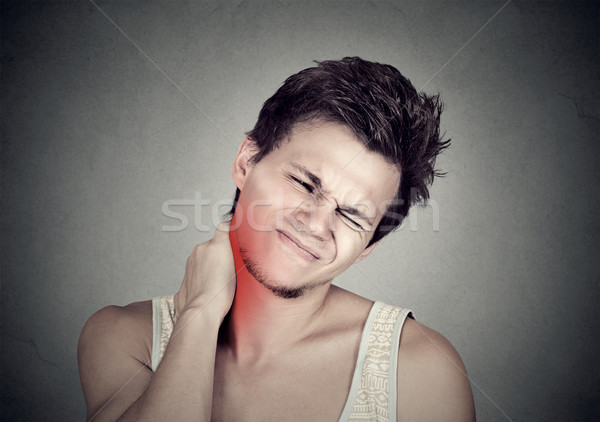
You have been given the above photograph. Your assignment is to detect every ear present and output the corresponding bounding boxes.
[354,240,379,264]
[232,138,258,190]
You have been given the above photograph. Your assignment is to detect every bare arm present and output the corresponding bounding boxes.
[117,301,226,421]
[78,224,236,421]
[396,319,475,421]
[78,302,154,421]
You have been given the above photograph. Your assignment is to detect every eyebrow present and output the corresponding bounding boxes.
[289,162,375,226]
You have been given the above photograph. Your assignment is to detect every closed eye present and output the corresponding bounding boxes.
[337,209,364,230]
[290,175,315,194]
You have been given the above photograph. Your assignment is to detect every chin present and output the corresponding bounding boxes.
[238,244,331,299]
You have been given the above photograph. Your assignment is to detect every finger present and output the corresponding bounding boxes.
[214,221,232,235]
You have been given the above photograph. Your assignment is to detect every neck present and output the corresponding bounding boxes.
[224,229,332,365]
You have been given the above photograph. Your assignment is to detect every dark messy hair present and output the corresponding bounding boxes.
[229,57,449,247]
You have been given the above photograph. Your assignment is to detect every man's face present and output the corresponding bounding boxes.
[231,121,400,298]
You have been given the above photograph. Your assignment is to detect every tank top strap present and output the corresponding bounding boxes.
[344,301,413,421]
[151,295,176,372]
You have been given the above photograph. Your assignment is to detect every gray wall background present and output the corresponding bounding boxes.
[1,1,598,420]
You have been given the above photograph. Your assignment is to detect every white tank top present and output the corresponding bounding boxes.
[151,296,413,421]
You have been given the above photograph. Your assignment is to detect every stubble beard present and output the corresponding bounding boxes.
[239,246,330,299]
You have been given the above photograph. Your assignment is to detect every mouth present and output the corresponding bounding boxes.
[276,229,320,261]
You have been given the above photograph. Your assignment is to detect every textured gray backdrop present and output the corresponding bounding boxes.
[1,0,598,420]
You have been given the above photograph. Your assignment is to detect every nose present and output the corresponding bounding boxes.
[288,198,333,241]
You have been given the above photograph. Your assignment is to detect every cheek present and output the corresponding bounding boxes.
[235,176,275,225]
[335,227,368,262]
[233,182,302,236]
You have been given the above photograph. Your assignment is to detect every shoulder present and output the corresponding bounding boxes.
[325,285,374,324]
[78,300,154,420]
[328,284,374,310]
[396,318,475,421]
[79,300,153,359]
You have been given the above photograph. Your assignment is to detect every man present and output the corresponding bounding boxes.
[78,57,475,421]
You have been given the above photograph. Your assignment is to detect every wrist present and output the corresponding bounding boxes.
[178,299,229,326]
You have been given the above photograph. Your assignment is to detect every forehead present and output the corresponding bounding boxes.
[263,121,400,207]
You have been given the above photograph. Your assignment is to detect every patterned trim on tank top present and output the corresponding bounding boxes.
[159,295,176,363]
[346,303,402,422]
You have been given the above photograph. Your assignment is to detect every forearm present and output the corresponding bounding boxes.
[118,307,222,421]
